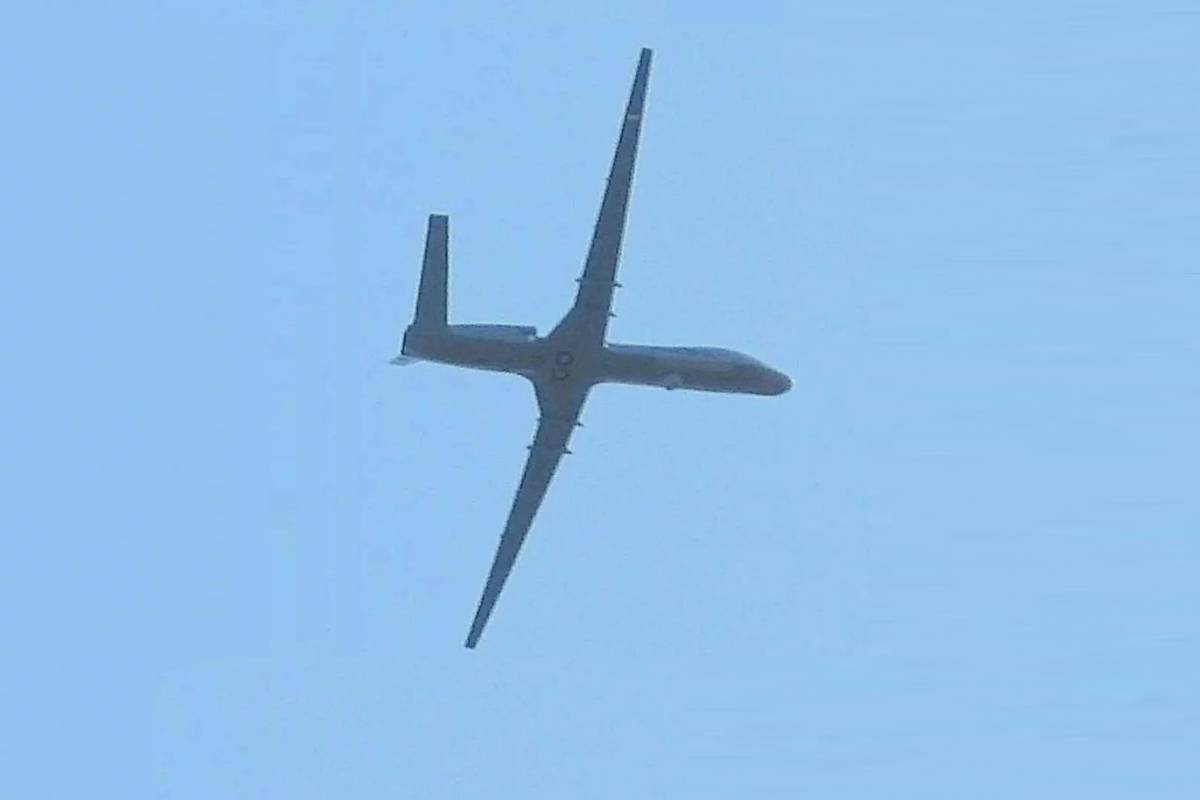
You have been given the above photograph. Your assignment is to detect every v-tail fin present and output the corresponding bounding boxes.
[413,214,449,328]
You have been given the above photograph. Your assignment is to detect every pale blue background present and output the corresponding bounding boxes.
[4,1,1198,797]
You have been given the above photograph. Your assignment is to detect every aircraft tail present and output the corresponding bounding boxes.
[413,214,449,328]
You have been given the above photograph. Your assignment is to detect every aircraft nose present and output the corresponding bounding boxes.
[765,369,792,395]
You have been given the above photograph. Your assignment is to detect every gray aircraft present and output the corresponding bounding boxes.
[393,48,791,648]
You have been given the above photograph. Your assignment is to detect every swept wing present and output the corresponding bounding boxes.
[464,49,653,647]
[550,48,652,348]
[465,384,587,648]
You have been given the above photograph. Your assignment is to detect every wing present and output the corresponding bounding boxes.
[464,383,588,648]
[550,48,652,347]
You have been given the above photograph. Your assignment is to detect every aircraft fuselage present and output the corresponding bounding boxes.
[400,324,791,396]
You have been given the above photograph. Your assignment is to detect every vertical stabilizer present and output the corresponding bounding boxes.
[414,214,449,327]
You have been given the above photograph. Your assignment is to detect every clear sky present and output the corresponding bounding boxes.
[5,1,1198,797]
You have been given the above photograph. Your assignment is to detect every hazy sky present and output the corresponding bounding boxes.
[5,1,1198,797]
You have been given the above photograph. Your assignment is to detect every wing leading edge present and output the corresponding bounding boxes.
[551,47,652,347]
[464,384,588,648]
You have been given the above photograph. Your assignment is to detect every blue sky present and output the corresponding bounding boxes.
[5,1,1198,797]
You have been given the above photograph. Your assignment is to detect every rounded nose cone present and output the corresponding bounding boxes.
[765,369,792,395]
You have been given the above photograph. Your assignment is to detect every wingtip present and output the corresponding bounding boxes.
[465,619,484,649]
